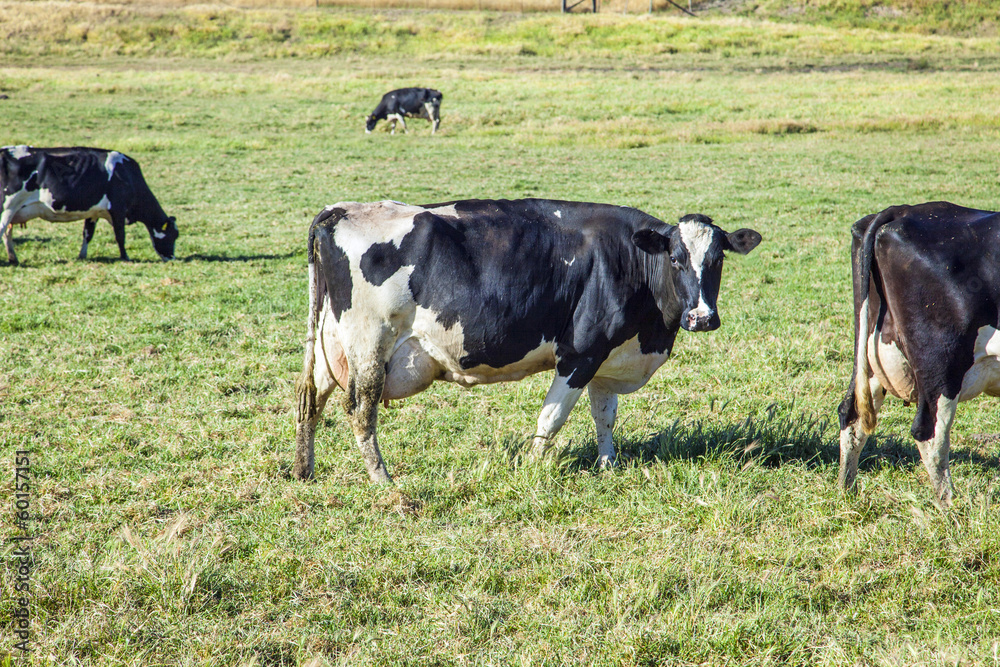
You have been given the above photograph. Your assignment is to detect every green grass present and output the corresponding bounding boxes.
[2,4,1000,666]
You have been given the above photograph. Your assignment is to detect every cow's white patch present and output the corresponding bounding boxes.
[2,177,33,213]
[104,151,126,179]
[958,325,1000,400]
[678,220,714,279]
[7,145,31,159]
[867,332,916,401]
[593,334,671,394]
[427,204,460,219]
[331,201,421,263]
[454,342,556,385]
[532,374,585,452]
[563,257,575,267]
[3,185,112,228]
[152,229,167,240]
[553,210,562,219]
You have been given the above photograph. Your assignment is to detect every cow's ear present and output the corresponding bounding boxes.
[632,229,670,255]
[723,228,762,255]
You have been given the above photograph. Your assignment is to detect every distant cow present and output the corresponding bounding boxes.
[838,201,1000,507]
[293,198,761,482]
[0,145,178,264]
[365,88,442,135]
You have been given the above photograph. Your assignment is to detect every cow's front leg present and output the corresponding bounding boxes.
[111,217,130,261]
[79,218,97,260]
[345,359,391,484]
[588,381,619,468]
[2,221,16,265]
[530,374,585,458]
[913,394,958,508]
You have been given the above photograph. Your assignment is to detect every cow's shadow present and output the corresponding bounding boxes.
[180,251,299,263]
[10,235,54,245]
[506,403,1000,476]
[852,432,1000,473]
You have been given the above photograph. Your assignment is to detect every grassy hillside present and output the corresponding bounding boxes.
[731,0,1000,36]
[1,3,1000,666]
[1,1,998,65]
[22,0,1000,34]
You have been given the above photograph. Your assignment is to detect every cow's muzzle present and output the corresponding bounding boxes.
[684,310,720,332]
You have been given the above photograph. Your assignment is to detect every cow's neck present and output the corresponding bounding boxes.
[636,247,682,329]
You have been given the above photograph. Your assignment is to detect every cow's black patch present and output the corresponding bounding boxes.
[25,171,38,191]
[310,208,352,319]
[360,241,404,287]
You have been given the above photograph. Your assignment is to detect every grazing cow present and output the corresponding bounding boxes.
[365,88,442,135]
[293,198,761,482]
[0,145,178,264]
[838,201,1000,507]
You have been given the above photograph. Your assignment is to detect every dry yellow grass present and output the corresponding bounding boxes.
[29,0,698,14]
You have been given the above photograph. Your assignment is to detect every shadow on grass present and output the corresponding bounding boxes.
[180,251,300,263]
[505,403,1000,476]
[10,235,55,244]
[502,404,838,474]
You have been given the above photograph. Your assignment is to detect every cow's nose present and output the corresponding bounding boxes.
[686,310,717,332]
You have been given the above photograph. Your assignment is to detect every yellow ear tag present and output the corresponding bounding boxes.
[161,223,168,231]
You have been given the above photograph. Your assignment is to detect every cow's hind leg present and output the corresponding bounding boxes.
[913,394,958,508]
[530,374,585,459]
[588,381,619,468]
[2,221,16,265]
[345,356,392,483]
[837,375,886,494]
[292,343,338,481]
[79,218,96,260]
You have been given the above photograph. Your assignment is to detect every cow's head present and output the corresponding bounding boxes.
[365,115,378,133]
[146,216,179,261]
[633,214,761,332]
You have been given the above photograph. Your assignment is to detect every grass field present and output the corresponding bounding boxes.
[2,3,1000,666]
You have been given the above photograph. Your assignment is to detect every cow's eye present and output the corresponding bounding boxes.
[669,256,680,267]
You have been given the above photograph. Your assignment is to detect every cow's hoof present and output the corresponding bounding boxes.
[291,465,314,481]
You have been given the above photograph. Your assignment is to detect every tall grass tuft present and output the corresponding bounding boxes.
[652,403,833,466]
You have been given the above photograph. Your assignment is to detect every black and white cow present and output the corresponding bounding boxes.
[293,198,761,483]
[0,145,178,264]
[838,201,1000,507]
[365,88,442,135]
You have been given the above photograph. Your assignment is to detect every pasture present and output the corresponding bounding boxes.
[2,3,1000,665]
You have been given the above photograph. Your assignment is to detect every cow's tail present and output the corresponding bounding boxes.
[852,210,893,433]
[295,219,326,426]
